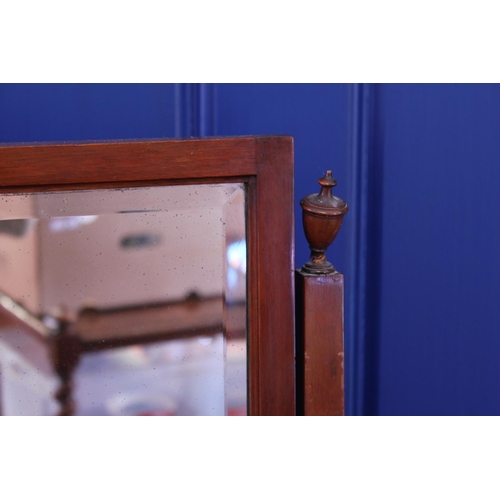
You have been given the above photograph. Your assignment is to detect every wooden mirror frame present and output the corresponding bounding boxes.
[0,136,295,416]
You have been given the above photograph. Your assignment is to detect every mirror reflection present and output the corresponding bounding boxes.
[0,184,247,416]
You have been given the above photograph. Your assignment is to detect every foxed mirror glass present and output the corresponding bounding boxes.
[0,183,247,416]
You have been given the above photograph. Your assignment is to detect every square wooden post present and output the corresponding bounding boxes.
[296,170,348,416]
[295,270,344,416]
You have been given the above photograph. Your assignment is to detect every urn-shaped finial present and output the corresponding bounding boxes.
[300,170,348,274]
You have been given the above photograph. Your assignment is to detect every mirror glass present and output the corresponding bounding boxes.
[0,183,247,416]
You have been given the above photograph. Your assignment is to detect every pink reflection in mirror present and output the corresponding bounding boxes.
[0,183,247,416]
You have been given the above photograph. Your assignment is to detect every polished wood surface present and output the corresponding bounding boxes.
[296,170,347,415]
[0,137,256,189]
[247,137,295,416]
[295,271,344,415]
[300,171,348,275]
[0,136,295,416]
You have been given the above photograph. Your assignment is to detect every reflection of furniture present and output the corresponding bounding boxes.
[0,136,346,415]
[0,293,245,415]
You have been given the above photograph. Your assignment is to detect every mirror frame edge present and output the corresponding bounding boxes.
[0,135,295,416]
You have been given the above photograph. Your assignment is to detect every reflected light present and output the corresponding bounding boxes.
[227,239,246,273]
[49,215,98,233]
[226,239,246,290]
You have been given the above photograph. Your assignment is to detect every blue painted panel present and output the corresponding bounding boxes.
[375,84,500,415]
[215,84,354,411]
[0,84,176,142]
[215,84,350,273]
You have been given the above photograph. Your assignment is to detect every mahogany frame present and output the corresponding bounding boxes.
[0,136,295,416]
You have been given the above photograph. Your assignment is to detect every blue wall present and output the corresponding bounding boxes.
[2,83,499,415]
[215,84,350,276]
[0,84,175,142]
[374,84,500,415]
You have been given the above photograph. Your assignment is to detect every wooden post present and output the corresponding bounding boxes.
[296,171,348,416]
[51,310,81,416]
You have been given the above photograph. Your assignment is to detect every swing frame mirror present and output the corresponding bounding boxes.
[0,136,295,416]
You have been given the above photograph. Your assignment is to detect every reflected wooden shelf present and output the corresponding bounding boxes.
[0,292,246,415]
[75,296,246,350]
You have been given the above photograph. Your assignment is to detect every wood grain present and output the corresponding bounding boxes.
[295,270,344,416]
[0,136,296,416]
[248,137,295,416]
[0,137,256,188]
